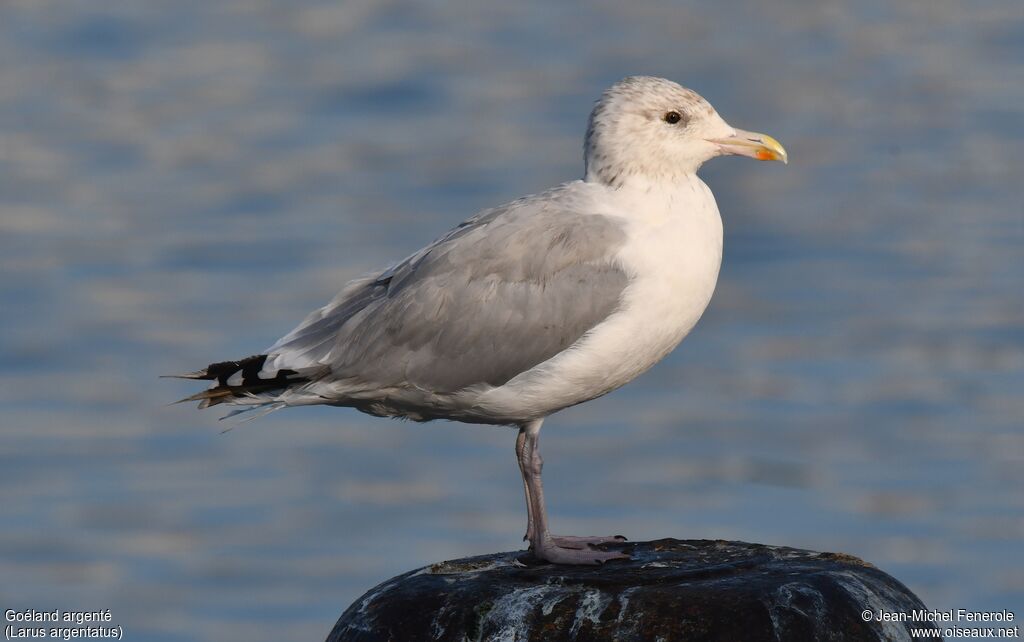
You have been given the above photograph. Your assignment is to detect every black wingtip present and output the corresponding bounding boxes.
[160,371,210,380]
[162,355,270,383]
[167,354,308,410]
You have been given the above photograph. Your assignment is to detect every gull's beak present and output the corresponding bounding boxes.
[707,128,788,164]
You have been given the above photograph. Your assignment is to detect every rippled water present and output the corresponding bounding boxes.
[1,1,1022,640]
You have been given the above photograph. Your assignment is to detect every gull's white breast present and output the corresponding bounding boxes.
[474,176,724,422]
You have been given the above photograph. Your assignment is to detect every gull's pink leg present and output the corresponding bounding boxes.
[516,419,630,565]
[516,427,535,542]
[516,432,624,546]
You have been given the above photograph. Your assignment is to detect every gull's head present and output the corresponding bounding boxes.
[584,76,787,187]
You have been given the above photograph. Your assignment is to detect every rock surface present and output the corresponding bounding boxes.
[327,539,940,642]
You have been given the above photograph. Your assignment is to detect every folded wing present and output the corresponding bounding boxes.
[267,187,630,397]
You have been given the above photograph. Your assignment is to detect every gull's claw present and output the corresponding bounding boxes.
[549,535,629,550]
[533,540,631,565]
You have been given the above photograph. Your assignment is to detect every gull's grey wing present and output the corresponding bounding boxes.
[267,188,629,394]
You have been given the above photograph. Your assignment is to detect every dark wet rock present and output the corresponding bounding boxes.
[327,539,940,642]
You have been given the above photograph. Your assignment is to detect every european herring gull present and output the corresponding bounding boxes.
[175,76,787,564]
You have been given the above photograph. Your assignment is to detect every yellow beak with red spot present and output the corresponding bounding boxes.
[707,129,788,164]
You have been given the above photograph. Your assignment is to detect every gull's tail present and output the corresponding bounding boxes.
[166,354,309,409]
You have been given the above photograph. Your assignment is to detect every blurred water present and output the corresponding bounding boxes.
[1,0,1022,640]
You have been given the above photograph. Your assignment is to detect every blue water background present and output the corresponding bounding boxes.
[1,1,1022,639]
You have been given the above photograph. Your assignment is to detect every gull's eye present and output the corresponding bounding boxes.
[664,111,683,125]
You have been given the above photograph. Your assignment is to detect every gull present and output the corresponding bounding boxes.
[174,76,787,565]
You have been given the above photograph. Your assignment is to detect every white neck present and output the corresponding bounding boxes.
[584,165,707,192]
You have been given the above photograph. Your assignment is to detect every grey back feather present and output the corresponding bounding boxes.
[268,184,630,394]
